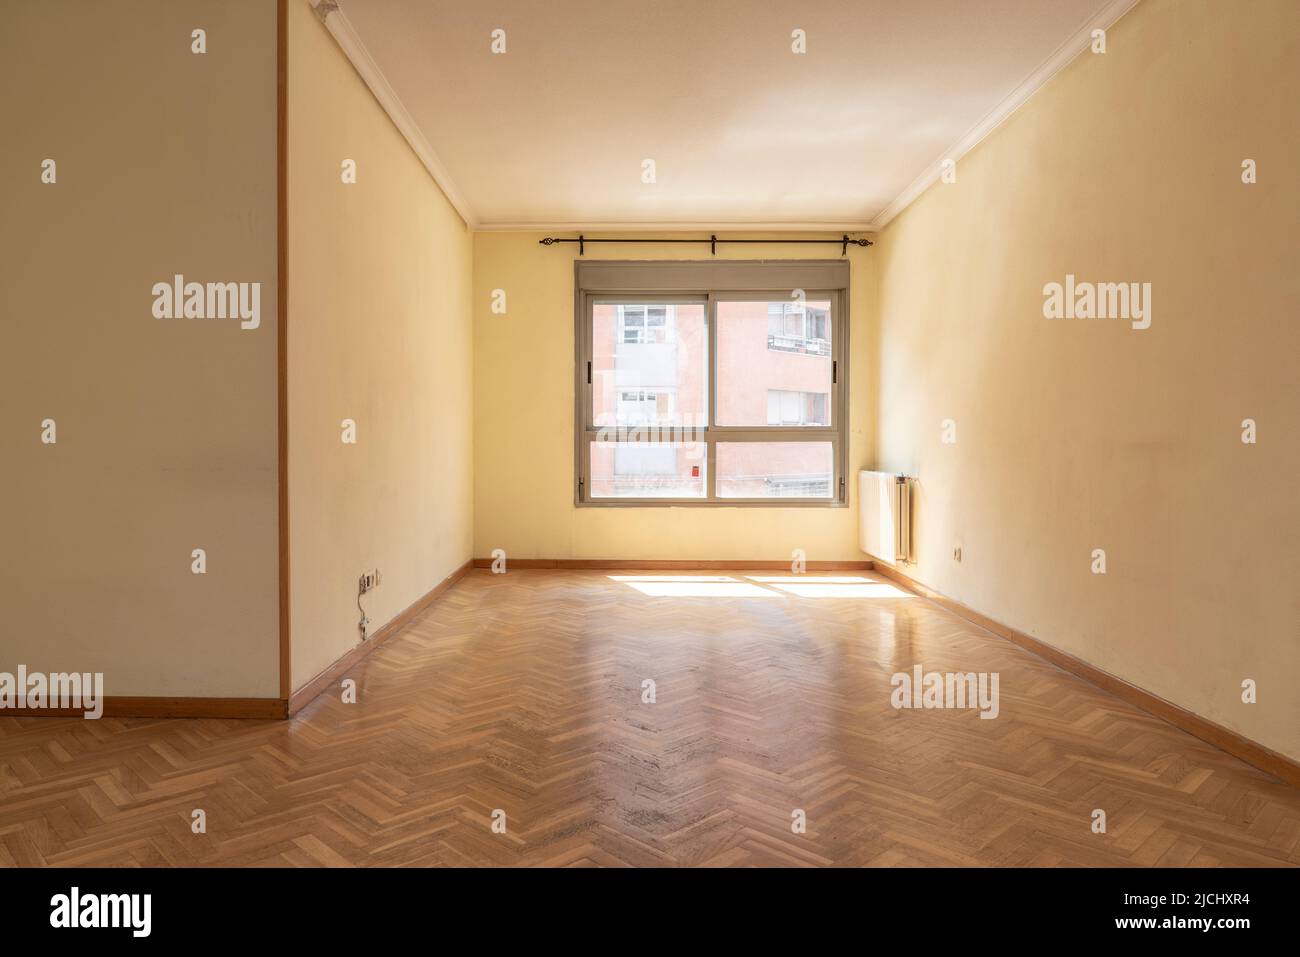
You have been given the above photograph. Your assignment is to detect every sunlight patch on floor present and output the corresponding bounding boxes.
[750,578,914,599]
[607,574,914,599]
[610,577,781,598]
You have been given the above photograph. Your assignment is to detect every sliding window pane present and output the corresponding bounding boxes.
[716,442,833,499]
[589,442,706,498]
[717,299,832,427]
[592,302,706,430]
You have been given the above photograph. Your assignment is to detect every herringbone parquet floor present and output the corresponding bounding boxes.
[2,569,1297,867]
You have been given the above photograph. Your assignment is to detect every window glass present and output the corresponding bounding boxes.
[593,303,706,429]
[589,441,706,498]
[716,442,834,499]
[717,299,832,427]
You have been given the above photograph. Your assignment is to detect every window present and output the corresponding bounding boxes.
[592,302,705,430]
[716,441,833,499]
[576,260,848,506]
[618,304,673,344]
[592,441,705,498]
[767,302,831,355]
[617,389,677,427]
[767,390,828,426]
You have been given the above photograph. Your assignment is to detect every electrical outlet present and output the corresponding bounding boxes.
[953,545,962,563]
[357,569,380,641]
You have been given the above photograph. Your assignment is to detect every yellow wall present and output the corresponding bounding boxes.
[872,0,1300,759]
[287,0,474,691]
[472,232,875,562]
[0,0,280,697]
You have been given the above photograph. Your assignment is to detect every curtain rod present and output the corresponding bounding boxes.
[539,234,872,256]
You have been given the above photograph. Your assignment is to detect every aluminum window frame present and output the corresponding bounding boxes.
[575,261,849,508]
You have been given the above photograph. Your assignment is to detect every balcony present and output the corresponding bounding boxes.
[767,334,831,357]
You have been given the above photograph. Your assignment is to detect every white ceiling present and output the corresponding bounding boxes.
[332,0,1132,229]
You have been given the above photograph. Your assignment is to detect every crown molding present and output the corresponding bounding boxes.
[868,0,1141,231]
[310,0,478,227]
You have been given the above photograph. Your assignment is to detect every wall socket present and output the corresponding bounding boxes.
[952,545,962,563]
[358,569,381,641]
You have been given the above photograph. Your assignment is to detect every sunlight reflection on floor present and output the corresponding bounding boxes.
[608,575,780,598]
[607,574,914,599]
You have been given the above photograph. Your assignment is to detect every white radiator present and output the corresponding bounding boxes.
[858,470,913,563]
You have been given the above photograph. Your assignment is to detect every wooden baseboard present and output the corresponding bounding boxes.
[288,558,473,716]
[471,558,874,571]
[868,560,1300,789]
[11,697,287,720]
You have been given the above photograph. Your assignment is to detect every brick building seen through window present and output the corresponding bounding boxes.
[589,300,834,498]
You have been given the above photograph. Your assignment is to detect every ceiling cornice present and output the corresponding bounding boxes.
[311,0,479,228]
[867,0,1140,231]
